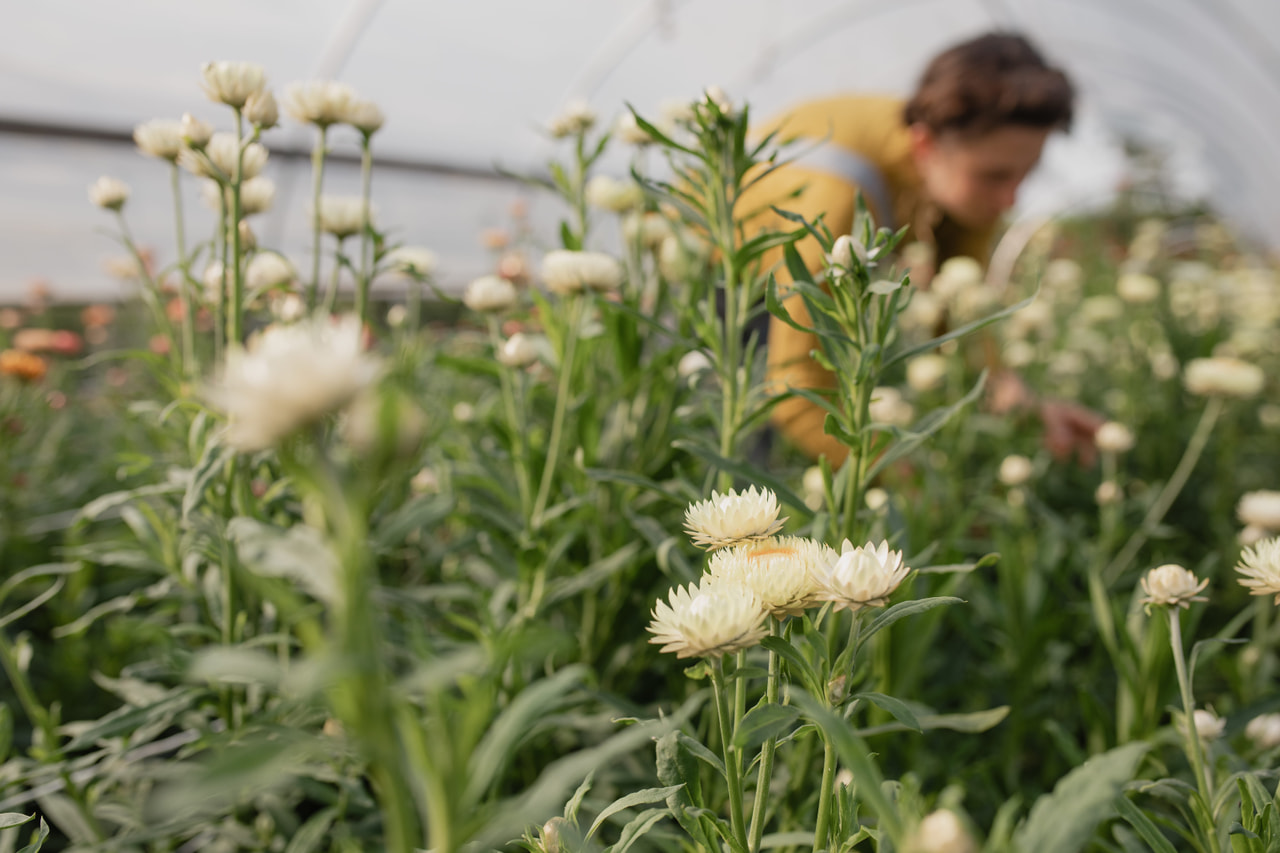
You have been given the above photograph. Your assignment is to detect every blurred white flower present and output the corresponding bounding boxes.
[547,99,596,138]
[246,253,296,292]
[868,386,914,427]
[585,175,644,212]
[865,487,889,511]
[133,119,185,160]
[387,246,438,278]
[1236,536,1280,604]
[906,354,948,393]
[1078,295,1124,325]
[497,332,540,368]
[317,196,370,239]
[677,350,712,378]
[206,314,382,452]
[180,112,214,149]
[240,176,276,215]
[244,90,279,129]
[819,539,910,612]
[1003,340,1037,369]
[684,486,786,551]
[1095,480,1121,506]
[1239,491,1280,530]
[410,466,440,495]
[613,111,654,145]
[998,454,1034,487]
[1117,272,1160,304]
[646,575,768,659]
[202,261,225,300]
[659,97,696,126]
[1192,709,1225,741]
[906,809,976,853]
[386,304,407,328]
[703,85,733,114]
[1150,350,1179,381]
[345,99,385,135]
[285,81,360,128]
[463,275,518,313]
[1246,713,1280,749]
[270,292,306,323]
[88,176,129,211]
[708,536,836,617]
[829,235,867,271]
[1004,299,1053,341]
[1184,357,1264,398]
[1140,564,1209,610]
[901,290,943,333]
[1095,421,1135,454]
[179,133,269,180]
[1241,524,1270,547]
[541,250,622,295]
[931,256,983,302]
[1044,258,1082,293]
[622,212,673,250]
[453,402,475,422]
[802,465,826,510]
[201,61,266,109]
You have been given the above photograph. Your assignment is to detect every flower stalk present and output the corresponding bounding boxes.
[307,126,329,309]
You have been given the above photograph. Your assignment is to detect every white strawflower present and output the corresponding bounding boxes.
[622,212,673,249]
[677,350,712,378]
[88,176,129,211]
[202,261,225,299]
[660,97,696,126]
[1003,340,1037,369]
[497,332,540,368]
[584,175,644,212]
[646,576,768,659]
[1079,295,1124,325]
[1192,709,1225,741]
[931,256,984,302]
[345,99,384,135]
[1044,258,1082,292]
[548,99,596,138]
[317,196,369,239]
[201,61,266,109]
[1095,422,1135,454]
[865,488,889,511]
[206,176,277,215]
[1241,525,1270,547]
[1236,536,1280,604]
[901,290,943,332]
[285,81,360,128]
[868,386,914,427]
[463,275,518,313]
[684,486,786,551]
[1184,357,1264,398]
[1246,713,1280,749]
[244,90,279,129]
[1117,272,1160,304]
[819,539,910,612]
[906,354,948,393]
[541,250,622,295]
[180,112,214,149]
[133,119,185,160]
[1238,491,1280,530]
[998,455,1033,486]
[387,246,438,278]
[828,234,866,271]
[386,304,407,328]
[708,536,837,617]
[906,809,976,853]
[246,253,296,291]
[1095,481,1122,506]
[613,111,653,145]
[802,466,826,511]
[206,314,382,452]
[178,133,269,180]
[270,292,306,323]
[1140,563,1209,610]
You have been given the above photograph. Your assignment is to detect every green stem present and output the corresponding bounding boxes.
[531,295,584,528]
[489,318,533,524]
[813,733,838,853]
[114,212,176,369]
[323,238,347,315]
[748,619,783,852]
[307,125,330,310]
[1169,607,1220,853]
[227,109,245,346]
[169,162,197,378]
[1103,397,1223,586]
[710,657,749,852]
[356,136,374,326]
[0,628,57,758]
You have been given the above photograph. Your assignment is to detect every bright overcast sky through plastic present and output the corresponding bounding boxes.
[2,0,1278,302]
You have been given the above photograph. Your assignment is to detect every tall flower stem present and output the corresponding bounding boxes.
[812,732,838,853]
[488,317,532,522]
[748,618,784,852]
[307,126,330,310]
[114,211,178,372]
[356,135,374,326]
[168,162,197,378]
[710,657,748,853]
[227,109,246,346]
[531,294,584,528]
[1103,397,1224,586]
[323,238,347,315]
[216,192,230,359]
[1168,608,1221,853]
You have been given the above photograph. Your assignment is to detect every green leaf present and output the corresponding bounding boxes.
[565,773,594,822]
[884,289,1038,369]
[733,704,801,751]
[855,705,1010,737]
[853,693,920,732]
[1013,741,1150,853]
[859,597,964,646]
[587,786,685,841]
[182,442,235,521]
[761,635,823,698]
[15,817,48,853]
[608,808,670,853]
[0,814,34,831]
[227,517,340,604]
[865,372,987,481]
[1113,796,1178,853]
[282,807,338,853]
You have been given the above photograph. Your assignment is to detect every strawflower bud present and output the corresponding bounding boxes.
[345,99,385,135]
[1094,421,1135,454]
[88,176,129,211]
[547,99,596,138]
[1140,563,1209,610]
[244,90,279,129]
[463,275,518,313]
[497,332,540,368]
[180,112,214,149]
[1192,708,1225,741]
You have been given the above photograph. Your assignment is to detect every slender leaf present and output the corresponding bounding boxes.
[587,786,685,841]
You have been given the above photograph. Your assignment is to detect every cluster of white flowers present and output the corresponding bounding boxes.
[285,80,381,133]
[648,487,913,659]
[541,250,622,295]
[316,196,370,239]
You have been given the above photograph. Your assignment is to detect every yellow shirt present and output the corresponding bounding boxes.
[744,95,996,463]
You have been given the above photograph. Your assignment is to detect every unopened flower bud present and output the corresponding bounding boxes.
[998,454,1033,487]
[88,176,129,211]
[1095,422,1135,454]
[244,90,279,129]
[180,112,214,149]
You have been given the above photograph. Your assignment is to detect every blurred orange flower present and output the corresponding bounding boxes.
[0,349,48,382]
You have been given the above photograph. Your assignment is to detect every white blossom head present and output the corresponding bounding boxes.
[244,90,279,129]
[1236,536,1280,605]
[463,275,518,313]
[246,253,297,292]
[684,486,786,551]
[1140,563,1209,611]
[133,119,185,161]
[1184,357,1265,398]
[905,809,976,853]
[205,314,382,451]
[317,196,369,239]
[387,247,438,278]
[1245,713,1280,750]
[497,332,541,368]
[1238,491,1280,531]
[818,540,910,612]
[201,61,266,109]
[541,250,622,295]
[547,99,596,138]
[1094,421,1135,454]
[1117,272,1160,304]
[345,99,385,135]
[906,354,948,393]
[88,176,129,211]
[178,133,268,180]
[1192,708,1225,741]
[584,175,644,213]
[646,576,768,659]
[180,112,214,149]
[708,536,838,617]
[285,81,360,128]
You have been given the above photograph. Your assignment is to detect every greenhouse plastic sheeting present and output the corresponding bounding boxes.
[2,0,1278,302]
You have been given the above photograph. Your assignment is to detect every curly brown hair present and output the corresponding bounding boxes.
[903,33,1075,137]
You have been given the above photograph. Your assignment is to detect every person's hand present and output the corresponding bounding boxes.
[1039,399,1106,467]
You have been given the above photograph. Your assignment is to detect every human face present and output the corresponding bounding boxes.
[910,124,1051,229]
